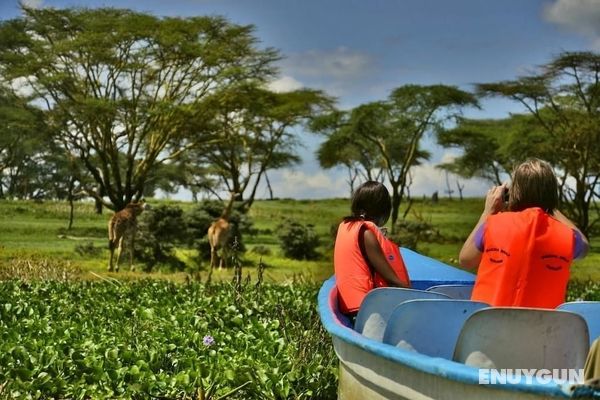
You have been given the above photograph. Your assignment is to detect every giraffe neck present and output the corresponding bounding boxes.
[221,193,236,220]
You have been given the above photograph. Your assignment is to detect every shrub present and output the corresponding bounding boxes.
[391,219,440,251]
[567,280,600,301]
[135,205,187,271]
[250,245,272,256]
[277,220,321,260]
[74,241,101,257]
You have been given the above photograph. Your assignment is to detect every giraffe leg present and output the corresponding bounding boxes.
[108,243,115,272]
[115,237,124,273]
[210,245,216,270]
[129,235,135,272]
[218,248,225,270]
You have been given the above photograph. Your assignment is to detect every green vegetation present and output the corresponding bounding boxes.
[0,198,599,399]
[0,279,336,399]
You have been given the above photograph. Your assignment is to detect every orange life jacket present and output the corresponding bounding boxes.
[334,220,410,314]
[471,208,574,309]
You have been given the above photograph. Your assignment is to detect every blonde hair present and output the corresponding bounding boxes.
[508,158,558,213]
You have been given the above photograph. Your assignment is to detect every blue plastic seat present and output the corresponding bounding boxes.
[354,287,450,341]
[426,284,474,300]
[453,307,590,370]
[382,299,488,358]
[557,301,600,346]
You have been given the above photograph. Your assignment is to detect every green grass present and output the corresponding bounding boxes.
[0,197,598,282]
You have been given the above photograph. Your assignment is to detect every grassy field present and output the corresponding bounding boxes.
[0,197,598,282]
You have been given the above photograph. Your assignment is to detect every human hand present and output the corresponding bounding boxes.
[483,183,507,216]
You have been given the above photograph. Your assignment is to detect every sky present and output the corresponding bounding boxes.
[1,0,599,199]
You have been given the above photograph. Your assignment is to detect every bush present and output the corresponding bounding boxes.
[567,280,600,301]
[250,245,272,256]
[74,241,101,257]
[135,205,187,271]
[391,219,440,251]
[277,220,321,260]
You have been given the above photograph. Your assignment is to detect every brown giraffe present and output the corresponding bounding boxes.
[207,192,237,270]
[108,199,149,272]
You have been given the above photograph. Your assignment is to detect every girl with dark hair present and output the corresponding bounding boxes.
[334,181,410,315]
[459,158,589,308]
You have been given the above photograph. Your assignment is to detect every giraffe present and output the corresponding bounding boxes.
[108,199,149,272]
[207,192,237,270]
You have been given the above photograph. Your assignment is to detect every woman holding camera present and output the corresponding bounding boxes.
[459,158,589,308]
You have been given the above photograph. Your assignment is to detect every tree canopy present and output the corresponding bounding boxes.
[313,84,478,231]
[0,85,49,199]
[437,113,551,184]
[474,51,600,235]
[0,6,279,210]
[183,83,332,209]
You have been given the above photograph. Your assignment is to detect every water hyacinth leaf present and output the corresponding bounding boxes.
[0,279,339,398]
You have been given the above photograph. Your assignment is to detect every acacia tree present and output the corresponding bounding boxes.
[437,113,550,185]
[314,85,477,231]
[186,84,331,210]
[0,85,48,199]
[0,6,279,210]
[313,110,385,196]
[477,52,600,236]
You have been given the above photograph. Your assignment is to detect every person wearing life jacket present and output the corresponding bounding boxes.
[334,181,411,315]
[459,158,589,309]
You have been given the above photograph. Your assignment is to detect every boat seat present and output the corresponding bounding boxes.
[354,287,450,341]
[426,284,473,300]
[382,299,488,358]
[453,307,590,370]
[557,301,600,346]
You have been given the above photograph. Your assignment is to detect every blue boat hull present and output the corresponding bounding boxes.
[318,248,597,399]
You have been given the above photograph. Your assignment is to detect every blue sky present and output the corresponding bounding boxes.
[2,0,599,199]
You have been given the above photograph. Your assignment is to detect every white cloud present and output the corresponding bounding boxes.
[263,169,348,199]
[439,151,458,165]
[274,47,377,99]
[267,75,303,93]
[283,46,374,81]
[11,76,35,98]
[543,0,600,47]
[21,0,44,9]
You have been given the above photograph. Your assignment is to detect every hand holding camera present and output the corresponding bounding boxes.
[484,183,508,216]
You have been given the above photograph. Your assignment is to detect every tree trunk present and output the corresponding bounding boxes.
[265,172,274,200]
[390,181,402,234]
[95,198,103,214]
[68,176,75,230]
[575,178,589,237]
[456,179,464,201]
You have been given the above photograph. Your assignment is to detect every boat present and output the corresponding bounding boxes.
[318,247,600,400]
